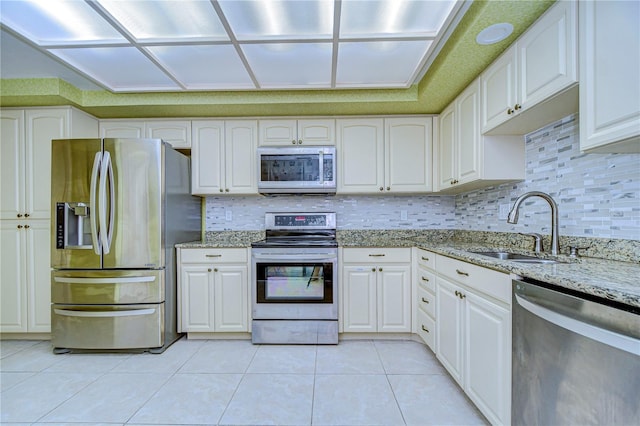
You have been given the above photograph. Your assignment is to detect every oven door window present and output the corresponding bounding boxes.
[256,263,333,303]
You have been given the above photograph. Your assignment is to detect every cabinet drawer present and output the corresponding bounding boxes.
[417,309,435,351]
[416,267,436,292]
[436,255,511,304]
[417,285,435,318]
[180,248,247,264]
[416,249,435,269]
[342,247,411,263]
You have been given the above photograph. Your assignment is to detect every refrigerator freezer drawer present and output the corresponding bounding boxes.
[52,270,164,304]
[52,303,164,350]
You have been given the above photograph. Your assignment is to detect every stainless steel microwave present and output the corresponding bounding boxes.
[257,146,336,194]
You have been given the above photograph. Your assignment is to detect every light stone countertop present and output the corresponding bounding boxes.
[177,230,640,309]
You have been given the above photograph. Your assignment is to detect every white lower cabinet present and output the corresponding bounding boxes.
[341,248,411,333]
[177,248,249,333]
[0,220,51,333]
[414,248,436,351]
[434,254,511,426]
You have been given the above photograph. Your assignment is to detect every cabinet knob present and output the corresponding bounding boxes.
[421,325,430,333]
[507,108,514,115]
[514,103,522,111]
[421,297,430,304]
[378,267,383,272]
[386,186,390,191]
[219,189,224,193]
[17,224,23,229]
[24,213,30,218]
[372,268,376,272]
[214,268,218,272]
[298,140,303,144]
[379,187,384,191]
[24,225,30,229]
[208,268,212,272]
[17,214,23,218]
[225,188,229,192]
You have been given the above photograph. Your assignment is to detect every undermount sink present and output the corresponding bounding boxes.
[470,251,563,264]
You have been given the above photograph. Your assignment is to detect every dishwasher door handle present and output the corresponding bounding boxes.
[515,293,640,355]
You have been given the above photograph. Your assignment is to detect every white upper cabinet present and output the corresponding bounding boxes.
[259,118,335,146]
[100,120,191,148]
[436,80,524,193]
[191,120,257,196]
[337,117,433,194]
[481,1,578,135]
[579,0,640,153]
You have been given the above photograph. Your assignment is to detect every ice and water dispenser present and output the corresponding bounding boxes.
[55,202,93,249]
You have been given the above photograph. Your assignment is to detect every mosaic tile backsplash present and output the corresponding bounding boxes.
[205,113,639,241]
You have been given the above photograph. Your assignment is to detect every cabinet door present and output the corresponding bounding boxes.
[377,265,411,332]
[99,120,145,138]
[180,264,215,332]
[385,117,432,192]
[0,110,25,220]
[26,109,69,220]
[435,277,464,385]
[517,1,577,111]
[146,121,191,149]
[214,265,248,332]
[26,220,51,332]
[481,49,517,133]
[0,222,27,331]
[297,119,335,145]
[437,104,456,190]
[224,120,257,194]
[337,119,384,193]
[342,266,377,332]
[258,119,297,146]
[191,120,224,195]
[465,291,511,426]
[579,0,640,152]
[457,81,481,185]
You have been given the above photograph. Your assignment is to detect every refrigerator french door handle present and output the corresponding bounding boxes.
[90,152,102,255]
[99,151,115,254]
[54,308,156,318]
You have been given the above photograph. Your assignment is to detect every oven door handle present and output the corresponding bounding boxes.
[253,254,337,261]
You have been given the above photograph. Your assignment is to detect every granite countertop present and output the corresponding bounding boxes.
[177,230,640,309]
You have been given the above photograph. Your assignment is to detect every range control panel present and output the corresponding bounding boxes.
[266,212,336,230]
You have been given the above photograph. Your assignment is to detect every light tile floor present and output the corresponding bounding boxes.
[0,338,487,425]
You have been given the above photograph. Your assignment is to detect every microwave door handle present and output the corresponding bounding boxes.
[319,151,324,183]
[90,152,102,255]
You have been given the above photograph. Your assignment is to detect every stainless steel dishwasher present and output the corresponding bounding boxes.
[512,278,639,425]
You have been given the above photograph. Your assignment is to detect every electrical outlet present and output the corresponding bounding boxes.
[499,204,510,220]
[225,210,232,221]
[400,210,408,220]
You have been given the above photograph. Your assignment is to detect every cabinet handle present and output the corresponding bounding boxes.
[460,292,466,299]
[514,103,521,111]
[421,325,430,333]
[17,224,23,229]
[456,269,469,277]
[368,254,385,257]
[450,179,458,185]
[421,297,430,304]
[421,276,429,282]
[421,256,429,261]
[455,290,466,299]
[206,254,222,258]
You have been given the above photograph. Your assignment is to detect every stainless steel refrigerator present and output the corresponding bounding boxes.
[50,138,201,353]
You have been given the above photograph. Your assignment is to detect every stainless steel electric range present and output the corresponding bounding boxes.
[251,212,338,344]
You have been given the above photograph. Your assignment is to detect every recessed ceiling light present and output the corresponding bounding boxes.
[476,23,513,45]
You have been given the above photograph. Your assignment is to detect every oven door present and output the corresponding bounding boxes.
[252,250,337,320]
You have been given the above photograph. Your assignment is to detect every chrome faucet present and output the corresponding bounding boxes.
[507,191,560,255]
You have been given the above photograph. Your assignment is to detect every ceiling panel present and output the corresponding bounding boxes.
[0,0,463,92]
